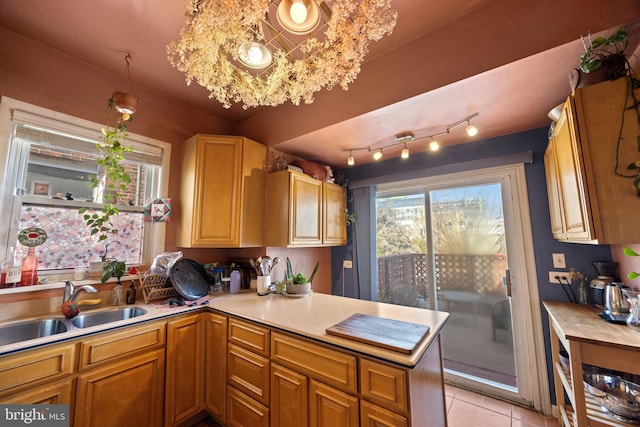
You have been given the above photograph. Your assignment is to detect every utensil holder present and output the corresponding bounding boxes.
[257,276,270,296]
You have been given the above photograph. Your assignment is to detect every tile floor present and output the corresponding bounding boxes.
[445,384,561,427]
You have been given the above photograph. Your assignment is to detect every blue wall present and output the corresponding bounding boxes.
[331,127,613,404]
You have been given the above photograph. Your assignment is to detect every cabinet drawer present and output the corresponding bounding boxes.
[0,342,75,394]
[271,332,357,394]
[79,321,166,371]
[228,343,270,405]
[229,318,270,357]
[360,400,408,427]
[360,358,408,413]
[227,385,269,427]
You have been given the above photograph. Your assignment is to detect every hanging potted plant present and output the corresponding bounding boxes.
[80,95,134,278]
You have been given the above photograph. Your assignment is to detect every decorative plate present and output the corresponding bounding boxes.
[18,227,48,247]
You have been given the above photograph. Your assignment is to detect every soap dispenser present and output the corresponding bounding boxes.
[126,281,137,305]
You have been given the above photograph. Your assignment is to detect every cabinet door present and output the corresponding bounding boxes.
[179,135,243,247]
[75,348,165,427]
[227,386,269,427]
[309,380,359,427]
[290,172,323,246]
[205,312,227,423]
[323,182,347,246]
[544,138,566,239]
[553,101,594,241]
[165,314,205,427]
[271,363,308,427]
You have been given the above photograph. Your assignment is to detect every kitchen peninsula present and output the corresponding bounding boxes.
[0,291,449,427]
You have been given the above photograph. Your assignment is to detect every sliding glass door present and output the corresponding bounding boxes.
[376,165,537,406]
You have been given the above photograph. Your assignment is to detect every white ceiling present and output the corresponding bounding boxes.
[1,0,639,168]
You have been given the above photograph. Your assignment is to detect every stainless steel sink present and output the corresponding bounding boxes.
[0,318,68,346]
[70,307,147,328]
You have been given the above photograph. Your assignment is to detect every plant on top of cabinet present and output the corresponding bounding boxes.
[580,26,629,77]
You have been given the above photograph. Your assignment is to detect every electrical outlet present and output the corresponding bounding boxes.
[549,271,569,284]
[343,260,353,269]
[552,253,566,269]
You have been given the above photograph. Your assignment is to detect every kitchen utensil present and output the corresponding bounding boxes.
[583,372,640,423]
[604,282,630,315]
[248,258,260,275]
[623,289,640,328]
[169,258,209,300]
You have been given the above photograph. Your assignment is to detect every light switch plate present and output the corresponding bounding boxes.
[343,260,353,269]
[552,253,566,269]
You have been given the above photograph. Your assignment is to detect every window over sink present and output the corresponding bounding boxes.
[0,97,171,283]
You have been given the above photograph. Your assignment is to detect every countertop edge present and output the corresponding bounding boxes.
[1,293,450,367]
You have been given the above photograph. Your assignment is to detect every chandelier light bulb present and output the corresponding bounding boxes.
[347,154,355,166]
[373,150,383,161]
[401,146,409,159]
[465,122,478,137]
[290,1,308,24]
[247,43,264,64]
[429,140,440,151]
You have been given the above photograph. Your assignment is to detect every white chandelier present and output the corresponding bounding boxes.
[167,0,397,109]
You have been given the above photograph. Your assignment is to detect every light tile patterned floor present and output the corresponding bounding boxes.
[445,384,561,427]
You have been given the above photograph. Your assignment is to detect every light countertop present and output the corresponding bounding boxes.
[544,300,640,350]
[0,292,449,367]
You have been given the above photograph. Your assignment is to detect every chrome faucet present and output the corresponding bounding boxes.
[64,280,98,302]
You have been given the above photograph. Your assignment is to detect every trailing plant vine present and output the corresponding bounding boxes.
[78,96,133,249]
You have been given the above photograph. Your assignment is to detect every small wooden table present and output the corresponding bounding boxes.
[544,301,640,426]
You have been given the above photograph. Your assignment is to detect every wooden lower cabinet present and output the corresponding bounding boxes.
[0,378,74,404]
[166,313,205,427]
[205,312,228,423]
[271,363,308,427]
[75,348,165,427]
[310,379,359,427]
[360,401,408,427]
[227,385,269,427]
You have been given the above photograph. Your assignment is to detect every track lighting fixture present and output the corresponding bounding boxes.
[465,121,478,137]
[343,113,479,164]
[401,144,409,159]
[347,151,355,166]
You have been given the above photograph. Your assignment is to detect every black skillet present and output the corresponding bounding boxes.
[169,258,209,300]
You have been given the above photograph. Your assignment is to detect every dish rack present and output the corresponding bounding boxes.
[140,271,179,303]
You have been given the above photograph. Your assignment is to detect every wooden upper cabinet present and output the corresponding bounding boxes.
[323,181,347,246]
[177,135,266,248]
[544,76,640,244]
[266,170,346,247]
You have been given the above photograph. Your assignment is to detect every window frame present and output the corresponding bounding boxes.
[0,96,171,283]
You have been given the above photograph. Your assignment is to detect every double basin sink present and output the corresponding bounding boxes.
[0,307,148,347]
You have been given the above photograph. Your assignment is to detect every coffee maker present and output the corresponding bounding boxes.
[589,261,619,307]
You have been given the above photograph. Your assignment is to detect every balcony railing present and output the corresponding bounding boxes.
[377,253,507,308]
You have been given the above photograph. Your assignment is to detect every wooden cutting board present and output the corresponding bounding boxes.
[325,313,430,354]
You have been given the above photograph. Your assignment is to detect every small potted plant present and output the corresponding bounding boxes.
[579,27,629,82]
[284,257,318,294]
